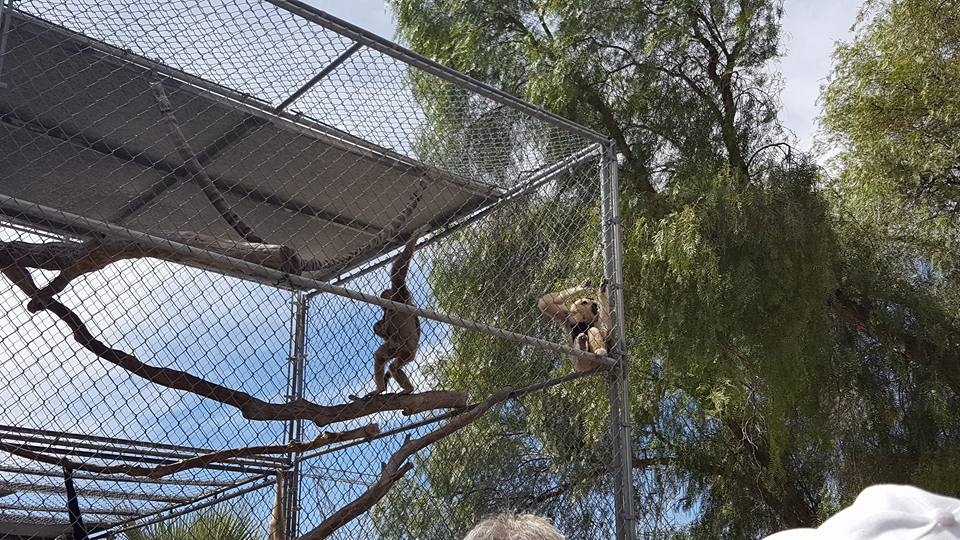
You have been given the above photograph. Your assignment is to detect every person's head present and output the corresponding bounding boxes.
[463,513,564,540]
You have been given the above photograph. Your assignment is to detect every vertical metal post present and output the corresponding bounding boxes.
[284,292,308,539]
[600,142,637,540]
[0,0,15,89]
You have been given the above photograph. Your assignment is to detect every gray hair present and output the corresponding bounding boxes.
[463,513,565,540]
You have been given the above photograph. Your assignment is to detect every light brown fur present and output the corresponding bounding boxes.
[537,279,612,372]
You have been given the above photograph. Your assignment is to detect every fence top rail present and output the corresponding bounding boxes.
[263,0,610,145]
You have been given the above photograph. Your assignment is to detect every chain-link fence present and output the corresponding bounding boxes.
[0,1,635,538]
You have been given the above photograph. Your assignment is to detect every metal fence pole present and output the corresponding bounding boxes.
[285,292,308,539]
[600,142,637,540]
[0,0,15,88]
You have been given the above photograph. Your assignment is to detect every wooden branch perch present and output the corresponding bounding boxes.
[299,369,606,539]
[0,266,467,425]
[0,424,379,479]
[0,233,304,312]
[150,79,265,243]
[300,389,512,540]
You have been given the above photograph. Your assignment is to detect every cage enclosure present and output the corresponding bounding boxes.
[0,1,635,539]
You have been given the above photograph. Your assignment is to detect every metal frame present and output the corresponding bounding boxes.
[0,145,632,537]
[601,143,637,540]
[324,143,605,286]
[262,0,609,146]
[0,0,12,88]
[0,194,615,367]
[3,10,503,257]
[0,425,284,532]
[0,3,636,537]
[6,9,503,200]
[284,292,308,539]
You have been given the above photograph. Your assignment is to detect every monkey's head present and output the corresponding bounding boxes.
[568,297,599,324]
[380,288,395,299]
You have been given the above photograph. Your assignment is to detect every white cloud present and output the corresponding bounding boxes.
[775,0,863,154]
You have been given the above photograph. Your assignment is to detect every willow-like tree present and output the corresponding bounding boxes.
[372,0,960,538]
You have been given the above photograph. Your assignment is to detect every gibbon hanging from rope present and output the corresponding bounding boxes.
[351,227,429,400]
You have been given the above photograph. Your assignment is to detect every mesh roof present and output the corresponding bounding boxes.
[0,11,504,280]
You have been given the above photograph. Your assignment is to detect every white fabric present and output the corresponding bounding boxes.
[764,485,960,540]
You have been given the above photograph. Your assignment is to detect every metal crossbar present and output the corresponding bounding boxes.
[0,195,615,366]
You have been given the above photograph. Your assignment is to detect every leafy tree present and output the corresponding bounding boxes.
[124,508,260,540]
[823,0,960,222]
[822,0,960,276]
[820,0,960,502]
[372,0,960,538]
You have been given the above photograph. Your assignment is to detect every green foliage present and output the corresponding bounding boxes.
[379,0,960,538]
[823,0,960,216]
[124,508,260,540]
[819,1,960,504]
[823,0,960,274]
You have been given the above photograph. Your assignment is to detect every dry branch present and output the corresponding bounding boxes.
[0,233,303,309]
[299,368,607,539]
[300,389,512,540]
[150,79,264,243]
[0,266,467,425]
[530,456,673,505]
[0,425,378,479]
[298,366,608,540]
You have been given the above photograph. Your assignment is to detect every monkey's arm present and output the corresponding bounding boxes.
[390,228,426,290]
[598,278,613,336]
[537,281,591,323]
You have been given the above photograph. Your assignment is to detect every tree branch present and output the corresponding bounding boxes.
[530,456,673,505]
[299,389,512,540]
[0,425,378,478]
[746,141,793,170]
[0,233,303,312]
[150,79,265,243]
[833,287,960,397]
[685,7,750,179]
[300,368,607,539]
[0,266,468,425]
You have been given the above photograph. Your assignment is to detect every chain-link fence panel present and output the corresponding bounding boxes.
[0,0,640,538]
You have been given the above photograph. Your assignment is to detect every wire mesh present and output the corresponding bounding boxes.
[0,0,632,539]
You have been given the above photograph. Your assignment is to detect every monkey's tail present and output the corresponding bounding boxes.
[63,465,90,540]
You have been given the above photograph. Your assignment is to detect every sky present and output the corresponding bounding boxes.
[775,0,863,152]
[307,0,864,154]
